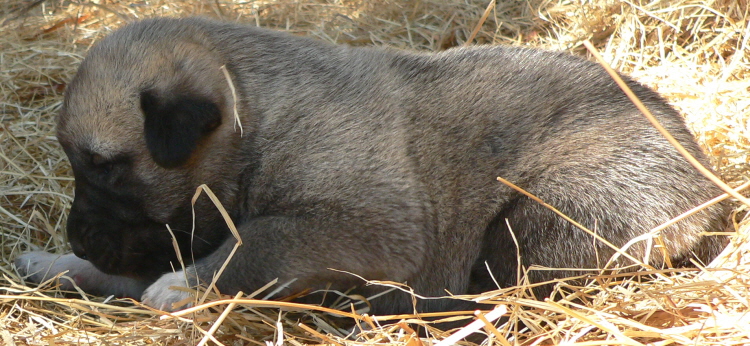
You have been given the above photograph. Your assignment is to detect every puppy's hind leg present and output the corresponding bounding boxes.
[15,252,151,298]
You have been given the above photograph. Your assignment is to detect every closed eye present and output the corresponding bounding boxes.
[90,153,129,176]
[91,153,113,174]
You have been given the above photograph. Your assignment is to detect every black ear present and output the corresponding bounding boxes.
[140,90,222,168]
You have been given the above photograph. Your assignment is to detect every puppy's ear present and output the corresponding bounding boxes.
[140,90,222,168]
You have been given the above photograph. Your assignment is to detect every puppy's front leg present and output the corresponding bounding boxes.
[142,215,426,312]
[15,252,151,298]
[141,268,196,311]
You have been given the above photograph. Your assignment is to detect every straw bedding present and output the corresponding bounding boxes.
[1,0,748,345]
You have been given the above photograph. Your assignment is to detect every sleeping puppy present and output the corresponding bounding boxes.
[16,17,728,313]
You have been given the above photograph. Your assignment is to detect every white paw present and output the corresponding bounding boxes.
[141,269,195,312]
[14,251,149,298]
[15,251,80,290]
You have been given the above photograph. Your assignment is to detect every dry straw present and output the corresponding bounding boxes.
[1,0,749,345]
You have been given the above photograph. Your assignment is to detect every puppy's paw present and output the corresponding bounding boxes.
[15,251,150,298]
[15,252,85,291]
[141,270,195,312]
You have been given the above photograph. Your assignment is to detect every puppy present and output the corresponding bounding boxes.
[16,17,728,313]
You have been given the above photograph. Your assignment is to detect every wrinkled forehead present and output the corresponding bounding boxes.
[56,77,142,157]
[55,38,161,155]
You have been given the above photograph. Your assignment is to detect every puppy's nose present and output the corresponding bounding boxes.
[71,242,88,261]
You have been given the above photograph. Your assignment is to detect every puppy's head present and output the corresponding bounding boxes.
[58,18,242,279]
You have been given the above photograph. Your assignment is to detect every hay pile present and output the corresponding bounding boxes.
[1,0,748,345]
